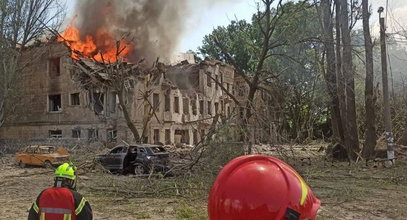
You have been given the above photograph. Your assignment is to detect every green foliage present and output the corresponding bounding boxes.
[198,1,330,142]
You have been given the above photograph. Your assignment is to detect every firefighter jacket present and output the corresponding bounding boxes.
[28,187,93,220]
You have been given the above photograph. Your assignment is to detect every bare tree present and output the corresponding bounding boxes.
[317,0,344,143]
[0,0,65,127]
[339,0,360,160]
[362,0,376,159]
[71,54,162,143]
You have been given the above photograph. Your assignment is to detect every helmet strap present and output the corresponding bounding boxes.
[285,208,300,220]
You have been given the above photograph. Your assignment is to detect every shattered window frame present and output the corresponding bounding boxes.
[154,129,160,144]
[165,129,171,145]
[183,97,189,114]
[88,128,98,141]
[48,94,62,112]
[174,96,180,113]
[70,93,80,106]
[107,130,117,143]
[72,129,81,138]
[49,130,62,139]
[164,94,170,112]
[191,99,197,115]
[199,100,204,115]
[153,93,160,112]
[207,101,212,115]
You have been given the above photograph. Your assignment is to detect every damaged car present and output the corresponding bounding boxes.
[15,145,70,168]
[96,144,170,176]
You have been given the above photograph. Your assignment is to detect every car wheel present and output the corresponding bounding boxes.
[19,161,26,168]
[44,161,53,169]
[133,163,145,176]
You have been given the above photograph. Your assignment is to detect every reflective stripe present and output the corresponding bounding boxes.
[281,164,309,206]
[75,197,87,215]
[41,207,72,214]
[40,212,45,220]
[63,214,72,220]
[33,202,39,213]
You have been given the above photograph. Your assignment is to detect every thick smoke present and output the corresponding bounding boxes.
[75,0,188,62]
[74,0,239,63]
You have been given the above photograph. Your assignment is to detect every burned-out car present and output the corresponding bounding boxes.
[96,144,170,175]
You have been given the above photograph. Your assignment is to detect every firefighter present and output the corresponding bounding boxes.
[208,155,321,220]
[28,162,93,220]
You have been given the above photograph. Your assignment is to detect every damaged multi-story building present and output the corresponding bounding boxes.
[0,42,236,145]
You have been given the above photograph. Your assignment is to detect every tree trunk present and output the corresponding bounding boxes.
[118,89,141,143]
[362,0,377,159]
[334,0,346,144]
[319,0,344,143]
[339,0,360,160]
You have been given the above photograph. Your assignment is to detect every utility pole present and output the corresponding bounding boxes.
[378,7,395,165]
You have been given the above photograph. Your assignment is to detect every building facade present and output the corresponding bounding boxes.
[0,43,235,145]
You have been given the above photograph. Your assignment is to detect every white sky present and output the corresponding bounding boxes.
[65,0,407,52]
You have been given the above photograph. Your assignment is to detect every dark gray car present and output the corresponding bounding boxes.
[96,144,170,175]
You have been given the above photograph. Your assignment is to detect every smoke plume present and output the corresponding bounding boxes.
[75,0,188,62]
[73,0,239,63]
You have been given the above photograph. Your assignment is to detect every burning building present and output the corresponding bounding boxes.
[0,40,235,145]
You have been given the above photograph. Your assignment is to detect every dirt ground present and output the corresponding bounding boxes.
[1,145,407,220]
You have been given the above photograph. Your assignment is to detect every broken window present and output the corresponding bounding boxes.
[154,129,160,144]
[191,99,197,115]
[215,75,219,90]
[49,130,62,138]
[183,98,189,114]
[208,101,212,115]
[72,129,81,138]
[49,57,61,77]
[174,96,179,113]
[193,129,198,145]
[175,130,190,144]
[215,102,219,114]
[200,129,205,141]
[88,129,98,141]
[240,107,245,119]
[165,94,170,112]
[207,72,211,87]
[70,93,80,106]
[91,92,104,115]
[110,93,117,113]
[48,94,61,112]
[165,129,171,145]
[153,93,160,112]
[107,130,117,143]
[199,100,204,115]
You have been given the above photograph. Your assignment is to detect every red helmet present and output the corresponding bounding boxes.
[208,155,320,220]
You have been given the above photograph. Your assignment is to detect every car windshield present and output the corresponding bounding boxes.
[39,147,55,154]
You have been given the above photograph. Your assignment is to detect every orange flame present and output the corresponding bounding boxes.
[58,24,132,63]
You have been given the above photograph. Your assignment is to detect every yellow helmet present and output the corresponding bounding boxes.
[54,162,77,180]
